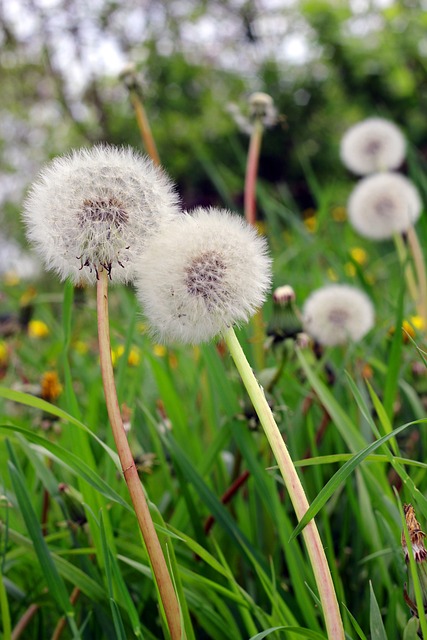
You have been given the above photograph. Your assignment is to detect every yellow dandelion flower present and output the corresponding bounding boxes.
[137,322,148,334]
[331,206,346,222]
[350,247,368,265]
[303,209,317,233]
[410,315,425,331]
[0,341,9,366]
[41,371,63,401]
[28,320,49,338]
[345,263,356,277]
[153,344,167,358]
[127,347,140,367]
[74,340,89,355]
[304,216,317,233]
[4,272,20,286]
[255,221,267,236]
[168,353,178,369]
[111,345,125,366]
[327,268,338,282]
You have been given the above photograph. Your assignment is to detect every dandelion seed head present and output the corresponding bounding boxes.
[23,145,180,285]
[135,207,272,344]
[347,172,422,240]
[302,284,374,346]
[249,92,278,127]
[340,117,406,175]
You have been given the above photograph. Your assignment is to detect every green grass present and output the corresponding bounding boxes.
[1,138,427,639]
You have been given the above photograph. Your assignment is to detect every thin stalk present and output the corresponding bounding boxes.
[244,118,265,369]
[407,226,427,328]
[129,89,161,166]
[222,326,344,640]
[96,270,182,640]
[394,232,418,305]
[244,118,263,226]
[11,604,39,640]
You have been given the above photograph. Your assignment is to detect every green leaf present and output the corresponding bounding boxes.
[249,627,327,640]
[369,582,387,640]
[403,616,420,640]
[7,446,80,638]
[290,418,422,540]
[0,423,130,511]
[383,276,405,420]
[0,386,120,467]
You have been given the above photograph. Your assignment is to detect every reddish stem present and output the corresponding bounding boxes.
[204,470,251,535]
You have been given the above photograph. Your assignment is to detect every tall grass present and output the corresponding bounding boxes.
[1,114,427,640]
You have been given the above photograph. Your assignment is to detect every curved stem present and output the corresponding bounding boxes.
[222,326,344,640]
[96,270,182,640]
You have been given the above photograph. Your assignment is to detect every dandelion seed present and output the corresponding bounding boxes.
[135,207,271,344]
[347,172,422,240]
[23,145,180,285]
[340,117,406,175]
[302,284,374,346]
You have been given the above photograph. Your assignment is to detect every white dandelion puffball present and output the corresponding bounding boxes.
[347,172,422,240]
[302,284,374,347]
[135,207,272,344]
[23,145,180,285]
[340,117,406,175]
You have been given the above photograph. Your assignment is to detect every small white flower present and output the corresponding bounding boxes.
[340,117,406,175]
[23,145,180,285]
[302,284,374,346]
[135,207,272,344]
[347,172,422,240]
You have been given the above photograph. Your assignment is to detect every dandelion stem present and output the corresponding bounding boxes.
[222,326,344,640]
[244,118,263,226]
[407,226,427,329]
[244,118,266,369]
[96,269,182,640]
[129,89,161,166]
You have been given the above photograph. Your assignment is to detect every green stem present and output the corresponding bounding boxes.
[96,270,182,640]
[407,226,427,329]
[222,326,344,640]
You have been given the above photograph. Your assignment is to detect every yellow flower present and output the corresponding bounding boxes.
[345,262,356,277]
[128,347,140,367]
[153,344,167,358]
[0,341,8,367]
[41,371,63,401]
[137,322,148,334]
[327,268,338,282]
[410,315,425,331]
[111,345,125,366]
[350,247,368,265]
[28,320,49,338]
[3,272,20,286]
[303,209,317,233]
[74,340,89,355]
[332,206,346,222]
[255,221,267,236]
